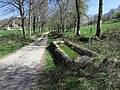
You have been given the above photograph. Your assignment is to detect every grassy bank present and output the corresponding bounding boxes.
[34,34,83,89]
[80,27,120,60]
[0,30,44,58]
[64,21,120,37]
[33,21,120,90]
[1,20,119,89]
[35,33,105,90]
[63,21,120,60]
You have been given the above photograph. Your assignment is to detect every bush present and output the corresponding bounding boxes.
[112,10,120,20]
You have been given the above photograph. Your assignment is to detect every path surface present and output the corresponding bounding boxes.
[0,33,48,90]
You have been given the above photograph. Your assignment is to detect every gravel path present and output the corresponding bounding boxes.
[0,33,48,90]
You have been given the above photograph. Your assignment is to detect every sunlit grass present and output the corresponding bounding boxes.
[81,21,120,37]
[0,30,44,58]
[64,21,120,37]
[58,43,80,58]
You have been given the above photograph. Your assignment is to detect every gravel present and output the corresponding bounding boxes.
[0,34,48,90]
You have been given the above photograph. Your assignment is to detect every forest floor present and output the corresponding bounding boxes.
[0,33,48,90]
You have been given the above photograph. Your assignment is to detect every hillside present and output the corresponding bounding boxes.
[32,20,120,90]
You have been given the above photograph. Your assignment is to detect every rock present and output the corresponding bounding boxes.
[114,80,120,89]
[76,78,86,84]
[88,87,96,90]
[115,60,120,69]
[102,58,116,66]
[116,73,120,79]
[65,41,98,57]
[112,73,120,80]
[107,65,116,73]
[74,47,97,57]
[99,58,116,72]
[59,41,64,44]
[74,56,91,69]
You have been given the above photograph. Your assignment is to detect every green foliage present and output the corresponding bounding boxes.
[0,30,44,58]
[81,21,120,37]
[0,30,31,58]
[45,49,55,70]
[45,32,61,70]
[112,10,120,20]
[58,43,80,58]
[64,21,120,37]
[80,24,96,37]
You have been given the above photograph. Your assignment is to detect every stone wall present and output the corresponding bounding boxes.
[49,41,97,68]
[49,41,120,72]
[65,41,98,57]
[49,41,71,67]
[49,41,120,89]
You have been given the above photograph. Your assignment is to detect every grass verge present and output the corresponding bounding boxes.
[35,21,120,90]
[0,30,44,58]
[35,33,91,90]
[64,20,120,37]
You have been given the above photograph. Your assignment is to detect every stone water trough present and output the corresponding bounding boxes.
[50,41,98,68]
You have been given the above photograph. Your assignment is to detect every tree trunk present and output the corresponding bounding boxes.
[41,22,44,32]
[28,0,32,36]
[33,15,36,34]
[21,18,26,38]
[57,24,60,33]
[59,9,64,32]
[39,26,41,32]
[36,15,39,33]
[96,0,103,37]
[61,21,64,32]
[57,0,65,32]
[19,1,26,38]
[73,19,76,33]
[75,0,80,36]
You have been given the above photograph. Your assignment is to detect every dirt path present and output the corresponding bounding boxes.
[0,33,48,90]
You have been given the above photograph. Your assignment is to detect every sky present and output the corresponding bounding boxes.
[0,0,120,20]
[88,0,120,15]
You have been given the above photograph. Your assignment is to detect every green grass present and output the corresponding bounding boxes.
[58,43,80,58]
[32,20,120,90]
[35,46,89,90]
[0,30,31,58]
[80,28,120,60]
[81,21,120,37]
[0,30,22,36]
[64,21,120,37]
[45,49,55,70]
[63,21,120,60]
[34,34,82,89]
[0,30,44,58]
[35,28,120,90]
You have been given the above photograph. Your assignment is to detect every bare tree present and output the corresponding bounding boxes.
[27,0,34,36]
[38,0,48,32]
[75,0,88,36]
[56,0,70,32]
[0,0,28,38]
[75,0,81,36]
[29,0,48,33]
[96,0,103,37]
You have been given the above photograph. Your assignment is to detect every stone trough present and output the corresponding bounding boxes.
[65,41,98,57]
[50,41,98,68]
